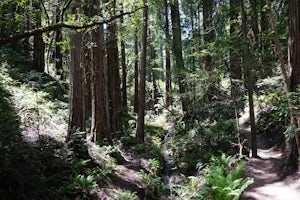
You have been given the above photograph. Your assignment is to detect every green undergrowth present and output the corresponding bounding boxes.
[256,77,289,149]
[172,154,253,200]
[166,119,239,174]
[0,60,68,142]
[118,120,167,198]
[0,80,69,199]
[0,50,109,199]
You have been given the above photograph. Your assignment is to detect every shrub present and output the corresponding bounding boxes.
[172,154,253,200]
[200,154,253,200]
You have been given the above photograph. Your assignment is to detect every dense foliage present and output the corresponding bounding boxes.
[1,0,299,199]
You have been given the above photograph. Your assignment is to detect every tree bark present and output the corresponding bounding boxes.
[149,43,158,110]
[288,0,300,157]
[136,0,148,142]
[229,0,242,105]
[241,0,258,158]
[91,24,108,142]
[55,0,63,79]
[165,0,172,107]
[266,0,289,91]
[106,0,122,133]
[33,2,45,72]
[170,0,187,112]
[134,31,139,113]
[203,0,215,71]
[120,6,128,114]
[82,0,92,121]
[68,0,84,139]
[68,32,84,138]
[89,0,108,142]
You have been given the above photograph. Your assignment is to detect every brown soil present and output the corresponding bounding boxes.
[241,125,300,200]
[91,146,149,200]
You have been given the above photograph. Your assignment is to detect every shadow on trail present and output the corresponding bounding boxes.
[241,125,300,200]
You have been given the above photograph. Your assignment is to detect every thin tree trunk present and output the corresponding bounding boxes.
[241,0,258,158]
[266,0,289,91]
[134,31,139,113]
[83,0,92,120]
[165,0,172,107]
[136,0,148,142]
[55,0,63,79]
[33,2,45,72]
[150,44,158,109]
[229,0,242,106]
[120,6,128,114]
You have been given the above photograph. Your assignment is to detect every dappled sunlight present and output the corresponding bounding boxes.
[242,123,300,200]
[0,64,68,143]
[245,182,300,200]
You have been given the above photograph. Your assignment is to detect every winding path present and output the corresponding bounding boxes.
[241,126,300,200]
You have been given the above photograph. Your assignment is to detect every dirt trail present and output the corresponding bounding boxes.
[241,126,300,200]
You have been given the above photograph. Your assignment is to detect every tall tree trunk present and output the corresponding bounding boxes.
[134,31,139,113]
[68,1,84,139]
[249,0,259,83]
[55,0,63,79]
[165,0,172,107]
[33,2,45,72]
[203,0,215,71]
[288,0,300,157]
[136,0,148,142]
[106,0,122,133]
[229,0,242,108]
[150,44,158,110]
[203,0,215,103]
[170,0,187,112]
[82,0,92,120]
[68,33,84,137]
[241,0,258,158]
[89,0,108,142]
[266,0,299,163]
[266,0,289,91]
[249,0,259,43]
[260,0,272,71]
[120,6,128,114]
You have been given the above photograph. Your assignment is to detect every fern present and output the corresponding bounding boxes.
[201,153,253,200]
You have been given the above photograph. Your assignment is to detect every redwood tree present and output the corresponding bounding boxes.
[165,0,172,107]
[136,0,148,142]
[288,0,300,156]
[120,5,128,113]
[107,0,122,133]
[170,0,187,112]
[91,0,108,142]
[68,1,84,138]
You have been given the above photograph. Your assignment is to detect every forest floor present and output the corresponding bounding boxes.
[2,61,300,199]
[241,125,300,200]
